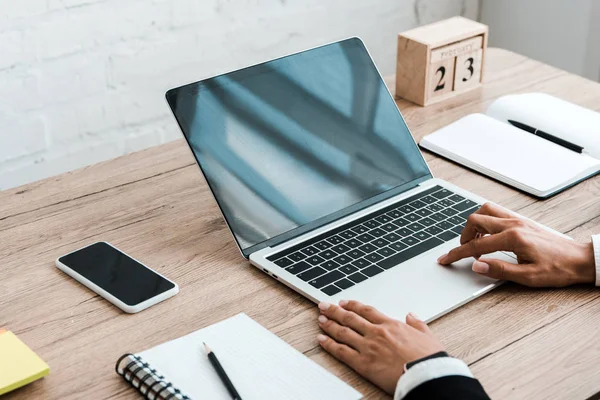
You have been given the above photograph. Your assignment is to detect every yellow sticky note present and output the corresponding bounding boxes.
[0,331,50,395]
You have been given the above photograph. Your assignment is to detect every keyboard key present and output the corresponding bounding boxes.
[389,241,408,252]
[301,246,319,256]
[327,235,344,244]
[333,254,352,265]
[345,238,362,248]
[363,219,381,229]
[438,231,459,241]
[396,227,413,237]
[381,223,397,232]
[377,237,444,269]
[437,221,454,231]
[320,250,336,259]
[415,208,433,217]
[394,217,410,227]
[358,243,378,253]
[441,208,457,217]
[288,251,307,262]
[362,265,385,277]
[298,266,327,281]
[428,203,444,212]
[274,257,293,268]
[397,205,415,213]
[414,231,431,241]
[425,226,443,235]
[447,216,464,226]
[432,188,452,199]
[335,278,355,289]
[351,258,371,269]
[339,265,359,275]
[459,206,480,219]
[351,225,369,234]
[449,194,465,203]
[347,249,366,259]
[332,244,351,254]
[309,270,345,288]
[439,199,454,208]
[372,238,390,248]
[405,213,421,222]
[365,253,384,263]
[321,260,340,271]
[348,272,368,283]
[430,212,446,222]
[421,195,437,204]
[419,217,436,226]
[306,255,326,266]
[377,247,395,257]
[370,228,387,237]
[322,285,342,296]
[387,209,404,219]
[286,261,311,275]
[314,240,333,251]
[451,225,464,235]
[339,229,358,240]
[374,215,393,224]
[401,236,419,246]
[454,200,478,211]
[356,233,376,243]
[407,222,425,232]
[409,200,427,209]
[383,232,401,242]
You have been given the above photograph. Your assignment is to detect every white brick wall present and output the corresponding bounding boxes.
[0,0,478,190]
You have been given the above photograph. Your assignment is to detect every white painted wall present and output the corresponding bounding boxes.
[0,0,478,190]
[480,0,600,82]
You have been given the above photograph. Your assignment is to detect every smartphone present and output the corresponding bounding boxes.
[55,242,179,313]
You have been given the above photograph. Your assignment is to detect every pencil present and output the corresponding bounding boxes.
[203,342,242,400]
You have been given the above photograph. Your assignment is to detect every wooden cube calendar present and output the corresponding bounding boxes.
[395,16,488,106]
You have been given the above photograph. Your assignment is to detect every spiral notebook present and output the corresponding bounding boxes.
[115,313,361,400]
[420,93,600,198]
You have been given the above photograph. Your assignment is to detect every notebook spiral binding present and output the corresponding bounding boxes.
[116,353,191,400]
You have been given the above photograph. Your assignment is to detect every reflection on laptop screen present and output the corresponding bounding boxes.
[167,38,430,252]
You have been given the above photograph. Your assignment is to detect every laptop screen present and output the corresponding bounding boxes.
[166,38,431,256]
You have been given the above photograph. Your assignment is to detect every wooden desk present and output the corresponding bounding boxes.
[2,48,600,399]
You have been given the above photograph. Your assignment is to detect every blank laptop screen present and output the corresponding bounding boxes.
[166,38,430,254]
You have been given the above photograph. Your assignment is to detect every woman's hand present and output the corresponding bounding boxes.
[317,300,444,394]
[438,202,595,287]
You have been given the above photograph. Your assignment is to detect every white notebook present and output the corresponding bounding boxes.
[115,313,362,400]
[420,93,600,198]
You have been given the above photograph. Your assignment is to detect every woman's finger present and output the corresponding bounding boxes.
[339,300,388,324]
[405,313,430,334]
[475,202,515,219]
[317,334,361,367]
[472,258,533,285]
[460,214,518,245]
[319,302,371,335]
[439,231,514,265]
[318,315,365,350]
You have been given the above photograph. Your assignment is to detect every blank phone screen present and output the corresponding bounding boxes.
[59,242,175,306]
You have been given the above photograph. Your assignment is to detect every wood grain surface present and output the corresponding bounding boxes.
[1,48,600,400]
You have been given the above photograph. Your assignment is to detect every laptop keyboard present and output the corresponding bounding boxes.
[267,186,480,296]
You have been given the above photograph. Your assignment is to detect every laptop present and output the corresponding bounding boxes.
[165,37,516,322]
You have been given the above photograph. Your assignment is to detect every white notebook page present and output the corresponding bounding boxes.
[420,114,600,195]
[137,313,362,400]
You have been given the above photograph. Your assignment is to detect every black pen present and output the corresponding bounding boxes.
[203,342,242,400]
[507,120,584,154]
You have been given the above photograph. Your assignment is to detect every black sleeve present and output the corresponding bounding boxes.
[402,353,490,400]
[403,375,490,400]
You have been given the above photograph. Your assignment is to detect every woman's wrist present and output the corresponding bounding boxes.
[572,241,596,285]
